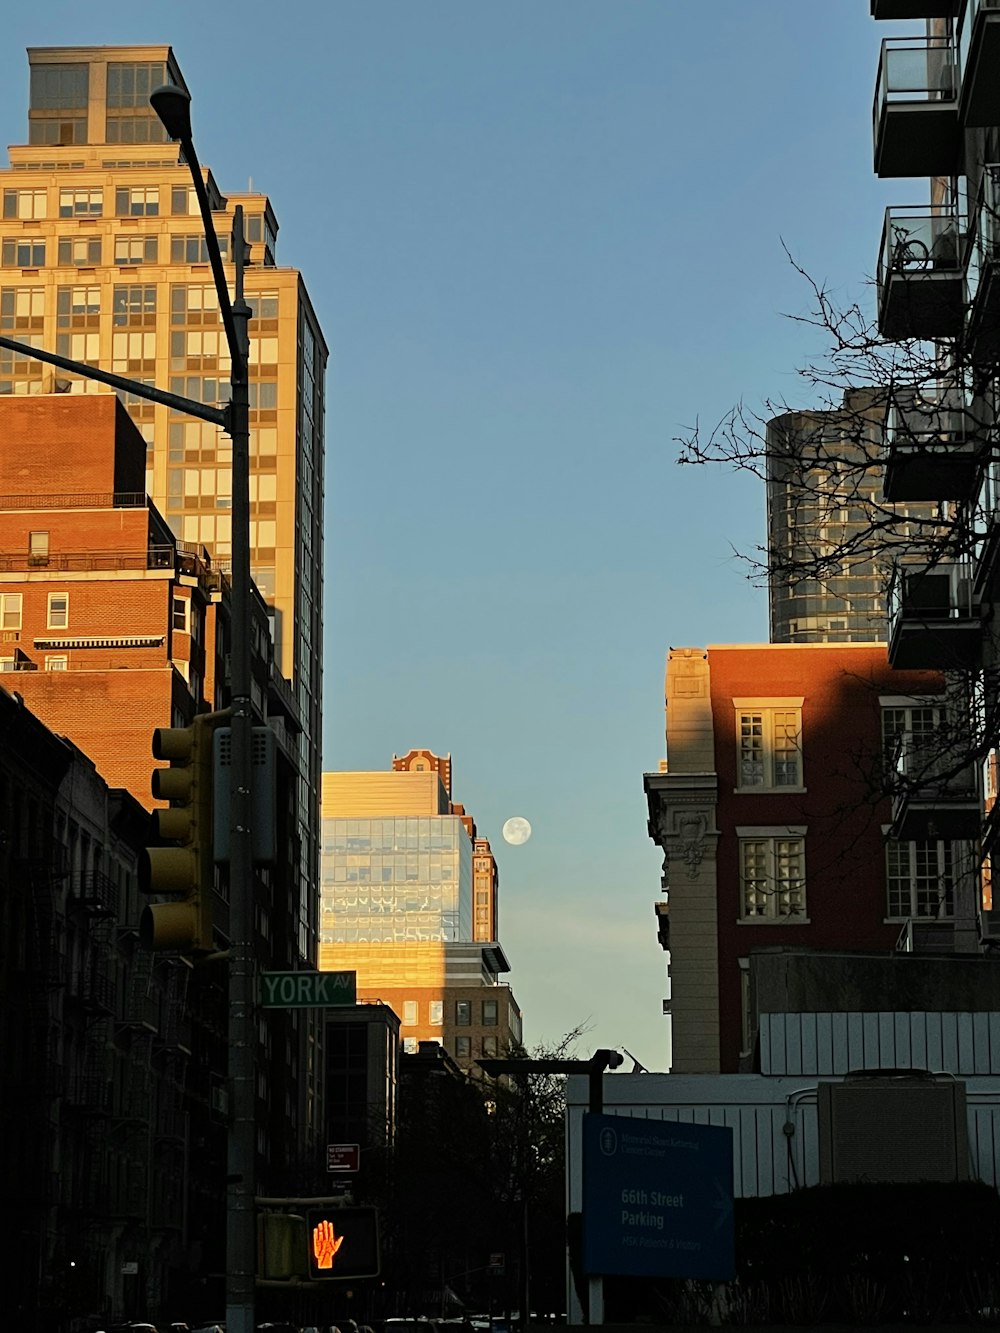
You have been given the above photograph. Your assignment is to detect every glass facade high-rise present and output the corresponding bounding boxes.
[323,815,473,943]
[320,753,522,1070]
[0,45,326,958]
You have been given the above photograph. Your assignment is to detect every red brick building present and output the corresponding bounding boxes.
[644,644,976,1074]
[0,393,220,804]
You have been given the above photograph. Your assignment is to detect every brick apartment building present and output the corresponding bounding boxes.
[644,643,972,1074]
[0,393,218,793]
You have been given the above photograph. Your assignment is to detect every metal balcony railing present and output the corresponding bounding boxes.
[959,0,1000,124]
[887,556,984,668]
[877,206,965,339]
[0,491,146,510]
[874,36,960,177]
[883,382,987,500]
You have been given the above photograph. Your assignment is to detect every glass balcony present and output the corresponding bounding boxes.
[883,382,987,501]
[872,0,959,15]
[873,36,960,178]
[887,556,983,668]
[965,165,1000,364]
[892,730,982,840]
[877,206,965,339]
[958,0,1000,125]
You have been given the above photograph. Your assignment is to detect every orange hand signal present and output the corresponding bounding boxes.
[312,1217,345,1270]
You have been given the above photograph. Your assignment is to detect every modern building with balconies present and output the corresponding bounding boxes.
[869,1,1000,950]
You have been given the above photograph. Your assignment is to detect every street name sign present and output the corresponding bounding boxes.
[260,970,357,1008]
[583,1112,735,1280]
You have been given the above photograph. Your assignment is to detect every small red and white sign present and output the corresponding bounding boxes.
[326,1142,360,1173]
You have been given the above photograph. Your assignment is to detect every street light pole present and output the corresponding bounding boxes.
[149,85,257,1333]
[0,83,258,1333]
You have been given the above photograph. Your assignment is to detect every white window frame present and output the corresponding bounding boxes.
[733,697,805,793]
[880,697,944,774]
[0,593,22,630]
[401,1037,418,1054]
[737,826,808,922]
[47,591,69,629]
[45,655,68,671]
[402,1000,418,1026]
[429,1000,443,1026]
[885,838,954,921]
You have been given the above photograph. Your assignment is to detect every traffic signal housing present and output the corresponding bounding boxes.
[139,708,229,954]
[305,1205,380,1280]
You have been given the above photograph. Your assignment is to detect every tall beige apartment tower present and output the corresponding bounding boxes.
[0,46,327,944]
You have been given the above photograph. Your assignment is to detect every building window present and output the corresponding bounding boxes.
[105,62,169,144]
[738,831,806,919]
[115,185,159,216]
[402,1000,417,1026]
[112,331,156,373]
[45,655,68,671]
[455,1036,471,1059]
[882,703,943,776]
[1,594,22,630]
[1,288,45,330]
[171,185,199,215]
[30,62,88,111]
[172,596,189,631]
[429,1000,443,1026]
[113,284,156,326]
[29,63,87,145]
[482,998,498,1027]
[56,331,99,364]
[59,188,102,218]
[171,234,229,264]
[455,1000,471,1026]
[114,236,157,266]
[47,592,69,629]
[887,840,954,919]
[3,189,47,220]
[734,699,803,790]
[2,239,45,268]
[482,1035,498,1058]
[28,531,49,558]
[57,287,100,327]
[57,235,101,267]
[402,1037,418,1055]
[0,657,16,672]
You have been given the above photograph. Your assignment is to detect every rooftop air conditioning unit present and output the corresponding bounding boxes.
[818,1076,967,1184]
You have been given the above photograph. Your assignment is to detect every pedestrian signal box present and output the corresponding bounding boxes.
[305,1205,380,1280]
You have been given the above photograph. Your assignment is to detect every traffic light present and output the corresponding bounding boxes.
[139,708,230,953]
[305,1205,380,1280]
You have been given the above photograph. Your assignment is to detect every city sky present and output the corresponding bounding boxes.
[1,5,908,1066]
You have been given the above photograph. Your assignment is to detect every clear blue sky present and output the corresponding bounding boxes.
[2,4,909,1066]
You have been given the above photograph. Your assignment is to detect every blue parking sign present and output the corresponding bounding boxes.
[583,1113,735,1280]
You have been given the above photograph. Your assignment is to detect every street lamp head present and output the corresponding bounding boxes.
[150,84,193,142]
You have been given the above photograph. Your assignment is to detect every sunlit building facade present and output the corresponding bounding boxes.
[320,753,522,1069]
[0,44,326,955]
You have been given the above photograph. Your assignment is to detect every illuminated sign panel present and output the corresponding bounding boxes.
[305,1206,380,1280]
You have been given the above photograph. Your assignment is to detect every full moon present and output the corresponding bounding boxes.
[502,816,532,846]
